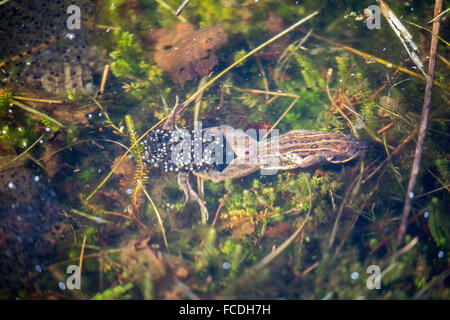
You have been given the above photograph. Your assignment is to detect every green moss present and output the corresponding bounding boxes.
[289,48,325,91]
[428,198,450,249]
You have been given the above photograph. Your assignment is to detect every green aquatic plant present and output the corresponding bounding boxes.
[435,154,449,185]
[195,227,218,272]
[125,114,149,190]
[289,48,325,91]
[428,197,449,248]
[91,283,133,300]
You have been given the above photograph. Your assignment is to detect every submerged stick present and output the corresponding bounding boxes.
[175,0,191,16]
[378,0,426,76]
[12,96,63,104]
[397,0,442,246]
[0,133,46,170]
[11,99,65,128]
[140,182,169,251]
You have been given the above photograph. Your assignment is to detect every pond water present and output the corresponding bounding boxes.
[0,0,448,300]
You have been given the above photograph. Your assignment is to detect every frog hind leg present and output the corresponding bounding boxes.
[194,158,260,183]
[177,171,209,219]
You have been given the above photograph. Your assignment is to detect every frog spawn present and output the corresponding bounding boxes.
[0,167,69,298]
[142,128,224,173]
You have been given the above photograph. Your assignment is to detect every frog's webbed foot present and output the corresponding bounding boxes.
[194,159,260,183]
[177,171,209,220]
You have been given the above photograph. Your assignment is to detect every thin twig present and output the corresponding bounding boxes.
[12,96,63,104]
[78,235,87,276]
[397,0,442,246]
[413,268,450,299]
[0,37,57,67]
[11,99,65,128]
[140,182,169,251]
[362,128,418,183]
[0,133,46,170]
[231,87,300,98]
[155,0,187,22]
[378,0,426,76]
[194,77,208,224]
[261,97,299,140]
[98,64,110,95]
[92,98,122,133]
[175,0,191,16]
[415,184,450,198]
[70,209,113,224]
[369,209,425,256]
[211,191,231,228]
[328,160,364,248]
[426,168,450,193]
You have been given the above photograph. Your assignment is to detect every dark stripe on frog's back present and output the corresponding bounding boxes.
[263,130,363,156]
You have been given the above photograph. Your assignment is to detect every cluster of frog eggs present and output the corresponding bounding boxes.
[142,128,222,173]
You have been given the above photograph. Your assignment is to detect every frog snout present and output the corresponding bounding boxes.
[329,139,367,163]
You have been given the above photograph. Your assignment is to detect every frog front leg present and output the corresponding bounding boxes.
[194,159,260,183]
[283,153,326,168]
[163,97,186,130]
[177,171,209,219]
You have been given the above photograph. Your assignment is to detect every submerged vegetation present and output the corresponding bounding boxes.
[0,0,449,300]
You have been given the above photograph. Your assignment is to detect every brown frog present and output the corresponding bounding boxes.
[144,102,367,218]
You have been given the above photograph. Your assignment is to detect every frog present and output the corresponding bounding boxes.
[143,101,367,219]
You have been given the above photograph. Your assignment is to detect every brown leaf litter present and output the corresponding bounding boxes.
[146,22,228,86]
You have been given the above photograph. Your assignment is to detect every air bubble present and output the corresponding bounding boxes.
[64,33,75,40]
[350,272,359,280]
[95,217,104,224]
